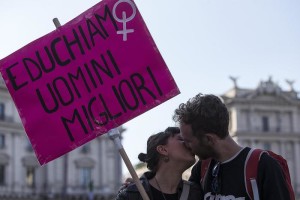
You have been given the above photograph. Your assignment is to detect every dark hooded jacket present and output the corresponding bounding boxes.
[116,172,203,200]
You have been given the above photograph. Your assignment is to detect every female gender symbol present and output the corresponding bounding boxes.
[112,0,137,41]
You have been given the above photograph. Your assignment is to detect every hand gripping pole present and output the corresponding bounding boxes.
[108,129,150,200]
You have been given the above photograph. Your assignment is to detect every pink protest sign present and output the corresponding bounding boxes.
[0,0,179,165]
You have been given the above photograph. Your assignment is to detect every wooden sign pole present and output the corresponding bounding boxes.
[108,128,150,200]
[52,17,68,197]
[53,18,61,28]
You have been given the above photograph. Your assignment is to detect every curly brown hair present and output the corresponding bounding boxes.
[173,94,229,139]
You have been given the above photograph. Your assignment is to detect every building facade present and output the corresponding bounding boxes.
[222,77,300,198]
[0,78,123,199]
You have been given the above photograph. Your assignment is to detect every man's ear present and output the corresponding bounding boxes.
[156,145,168,156]
[205,133,217,145]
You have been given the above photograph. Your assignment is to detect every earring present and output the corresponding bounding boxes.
[163,156,169,162]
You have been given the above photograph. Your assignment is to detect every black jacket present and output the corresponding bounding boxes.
[189,147,291,200]
[116,172,203,200]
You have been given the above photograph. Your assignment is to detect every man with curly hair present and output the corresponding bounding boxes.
[173,93,291,200]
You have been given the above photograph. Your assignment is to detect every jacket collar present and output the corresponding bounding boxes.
[126,171,185,193]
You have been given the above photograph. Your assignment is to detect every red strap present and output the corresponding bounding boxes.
[245,149,264,200]
[200,158,211,187]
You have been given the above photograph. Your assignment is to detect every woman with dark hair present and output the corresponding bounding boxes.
[116,127,203,200]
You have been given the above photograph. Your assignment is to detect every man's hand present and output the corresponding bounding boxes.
[118,177,134,191]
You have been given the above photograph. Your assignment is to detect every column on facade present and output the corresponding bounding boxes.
[229,107,237,133]
[250,108,257,133]
[279,141,286,159]
[98,137,104,189]
[42,165,48,194]
[6,132,13,193]
[47,161,54,194]
[235,108,241,132]
[114,146,122,190]
[12,132,21,193]
[294,140,300,195]
[292,110,299,133]
[99,138,106,192]
[246,109,252,132]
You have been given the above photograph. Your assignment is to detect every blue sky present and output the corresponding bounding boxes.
[1,0,299,175]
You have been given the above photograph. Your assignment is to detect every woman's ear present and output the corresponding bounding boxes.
[157,145,169,162]
[156,145,168,156]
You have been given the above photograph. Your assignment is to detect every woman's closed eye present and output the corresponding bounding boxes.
[176,136,185,142]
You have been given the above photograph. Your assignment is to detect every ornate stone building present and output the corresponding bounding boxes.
[222,77,300,198]
[0,77,123,199]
